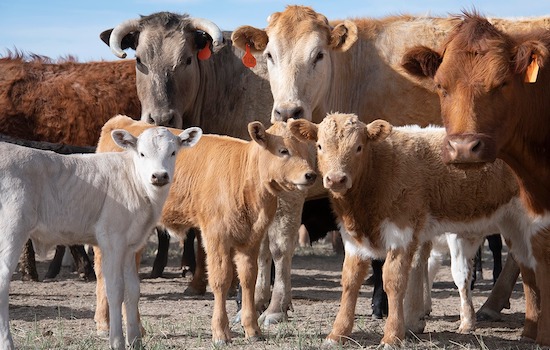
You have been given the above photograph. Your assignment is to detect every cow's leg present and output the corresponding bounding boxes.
[325,253,369,344]
[184,230,208,295]
[426,242,445,316]
[234,245,262,340]
[181,229,196,277]
[381,245,416,345]
[259,193,305,325]
[150,227,169,278]
[0,227,28,349]
[447,233,481,333]
[486,234,502,284]
[477,253,519,321]
[94,246,144,337]
[371,259,387,319]
[204,234,233,344]
[18,239,39,282]
[404,241,431,334]
[471,245,483,289]
[532,228,550,346]
[517,261,539,341]
[69,245,95,281]
[254,232,272,312]
[44,245,66,280]
[99,242,126,350]
[123,249,142,348]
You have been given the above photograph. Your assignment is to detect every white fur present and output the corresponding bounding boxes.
[0,126,201,350]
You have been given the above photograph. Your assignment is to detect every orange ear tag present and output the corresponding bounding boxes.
[525,54,539,83]
[198,44,211,61]
[242,43,257,68]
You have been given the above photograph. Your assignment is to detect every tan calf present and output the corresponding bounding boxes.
[96,115,316,344]
[288,113,543,347]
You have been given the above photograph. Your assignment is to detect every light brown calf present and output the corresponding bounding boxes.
[95,115,316,344]
[289,113,541,347]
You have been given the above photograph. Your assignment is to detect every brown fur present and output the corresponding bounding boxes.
[401,12,550,346]
[0,55,140,146]
[290,113,521,346]
[96,115,316,344]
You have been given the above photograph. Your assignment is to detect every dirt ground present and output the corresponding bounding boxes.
[8,237,535,350]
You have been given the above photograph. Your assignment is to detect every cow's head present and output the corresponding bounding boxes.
[402,11,549,165]
[112,126,201,194]
[289,113,391,196]
[232,6,358,123]
[101,12,224,128]
[249,120,317,194]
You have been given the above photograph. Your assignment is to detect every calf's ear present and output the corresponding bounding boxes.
[513,40,549,75]
[330,20,358,52]
[402,46,442,79]
[288,119,318,142]
[179,127,203,148]
[232,26,269,53]
[248,121,268,148]
[365,120,392,142]
[112,129,138,150]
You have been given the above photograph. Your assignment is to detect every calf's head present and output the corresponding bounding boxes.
[289,113,391,196]
[112,126,202,189]
[402,11,549,165]
[248,120,317,193]
[101,12,224,128]
[232,5,358,122]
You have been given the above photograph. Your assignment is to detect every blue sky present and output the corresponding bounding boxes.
[2,1,550,62]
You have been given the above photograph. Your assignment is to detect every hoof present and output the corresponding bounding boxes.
[96,328,109,338]
[406,320,426,335]
[183,285,206,296]
[322,338,340,348]
[246,334,264,342]
[213,339,231,346]
[476,308,501,322]
[258,311,287,326]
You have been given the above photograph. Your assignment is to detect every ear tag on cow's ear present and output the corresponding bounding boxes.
[525,54,539,83]
[242,43,257,68]
[198,43,211,61]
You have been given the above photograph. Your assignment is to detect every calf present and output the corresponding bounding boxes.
[0,125,201,350]
[95,115,316,344]
[289,113,540,347]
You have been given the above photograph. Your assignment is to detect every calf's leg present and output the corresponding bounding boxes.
[325,253,370,344]
[18,240,39,282]
[123,249,142,348]
[234,246,262,340]
[404,241,431,334]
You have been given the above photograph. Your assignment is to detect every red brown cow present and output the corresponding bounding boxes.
[402,12,550,346]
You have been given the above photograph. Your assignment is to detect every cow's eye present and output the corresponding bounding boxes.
[314,52,324,65]
[171,151,176,156]
[265,52,274,63]
[140,152,145,157]
[185,57,192,66]
[279,148,289,155]
[356,145,362,153]
[436,83,448,97]
[317,144,322,151]
[136,56,142,65]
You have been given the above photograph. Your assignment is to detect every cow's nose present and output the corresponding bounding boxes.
[325,173,347,188]
[151,172,169,186]
[274,106,304,121]
[444,134,487,164]
[304,171,317,184]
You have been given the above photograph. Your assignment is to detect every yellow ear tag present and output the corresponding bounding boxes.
[525,54,539,83]
[198,43,211,61]
[242,43,256,68]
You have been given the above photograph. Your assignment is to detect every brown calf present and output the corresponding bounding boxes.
[95,115,316,344]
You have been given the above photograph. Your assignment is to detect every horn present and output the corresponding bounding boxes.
[189,17,224,51]
[109,18,140,59]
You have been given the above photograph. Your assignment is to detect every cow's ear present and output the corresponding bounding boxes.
[365,120,392,142]
[112,129,138,150]
[288,119,318,142]
[330,20,358,52]
[248,121,268,148]
[513,39,549,76]
[402,46,442,79]
[232,26,268,53]
[100,29,139,50]
[178,127,203,148]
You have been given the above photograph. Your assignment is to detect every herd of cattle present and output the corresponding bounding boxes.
[0,5,549,349]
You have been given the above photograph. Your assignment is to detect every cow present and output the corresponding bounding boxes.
[288,113,544,347]
[95,115,316,344]
[401,12,550,345]
[232,5,550,326]
[0,124,201,350]
[0,52,141,282]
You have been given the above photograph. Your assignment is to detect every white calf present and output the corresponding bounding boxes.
[0,125,201,350]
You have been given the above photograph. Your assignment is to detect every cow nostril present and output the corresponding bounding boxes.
[471,139,482,153]
[147,115,155,124]
[305,172,317,182]
[293,107,304,120]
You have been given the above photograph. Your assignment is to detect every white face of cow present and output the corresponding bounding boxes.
[112,126,202,192]
[232,6,358,123]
